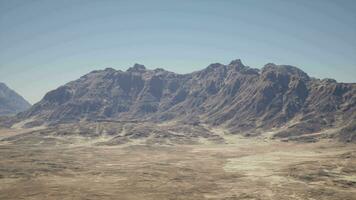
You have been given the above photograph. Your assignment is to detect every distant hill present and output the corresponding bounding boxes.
[0,82,31,116]
[11,59,356,142]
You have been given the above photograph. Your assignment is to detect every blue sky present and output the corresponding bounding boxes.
[0,0,355,103]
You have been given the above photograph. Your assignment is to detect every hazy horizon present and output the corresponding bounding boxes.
[1,0,356,104]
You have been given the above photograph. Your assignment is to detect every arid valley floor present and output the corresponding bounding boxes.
[0,125,356,200]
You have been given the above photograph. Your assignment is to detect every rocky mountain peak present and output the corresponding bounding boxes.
[0,83,31,116]
[206,63,225,70]
[228,59,245,69]
[227,59,259,75]
[127,63,146,72]
[262,63,310,81]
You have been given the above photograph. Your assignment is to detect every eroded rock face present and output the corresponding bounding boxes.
[15,60,356,140]
[0,83,31,116]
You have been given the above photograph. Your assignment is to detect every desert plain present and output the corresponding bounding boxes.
[0,123,355,200]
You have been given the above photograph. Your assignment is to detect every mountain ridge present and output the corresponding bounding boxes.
[7,59,356,142]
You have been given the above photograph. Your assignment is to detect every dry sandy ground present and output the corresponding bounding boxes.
[0,127,355,200]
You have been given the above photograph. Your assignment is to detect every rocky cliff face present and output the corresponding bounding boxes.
[15,59,356,141]
[0,83,31,116]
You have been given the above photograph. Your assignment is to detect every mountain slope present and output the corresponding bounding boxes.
[15,60,356,141]
[0,83,31,116]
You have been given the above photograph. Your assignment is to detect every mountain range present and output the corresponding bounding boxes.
[0,82,31,116]
[4,59,356,142]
